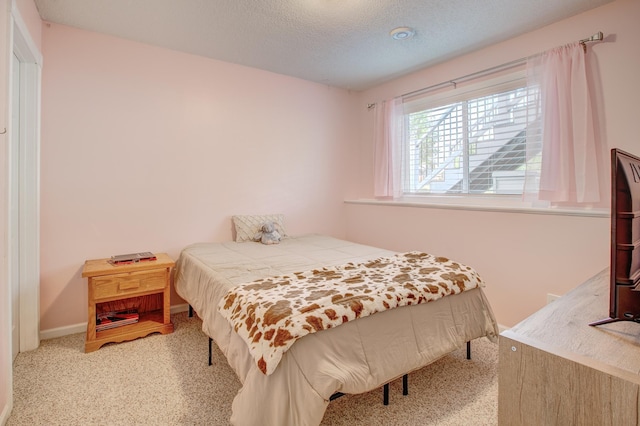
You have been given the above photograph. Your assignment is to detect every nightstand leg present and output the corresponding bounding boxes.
[163,268,171,325]
[85,279,97,352]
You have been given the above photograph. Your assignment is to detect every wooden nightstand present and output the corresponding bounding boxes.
[82,253,175,352]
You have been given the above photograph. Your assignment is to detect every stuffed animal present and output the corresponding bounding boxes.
[254,221,281,245]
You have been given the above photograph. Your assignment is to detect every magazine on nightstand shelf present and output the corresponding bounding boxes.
[96,309,139,331]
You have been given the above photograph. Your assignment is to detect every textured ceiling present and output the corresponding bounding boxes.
[33,0,613,91]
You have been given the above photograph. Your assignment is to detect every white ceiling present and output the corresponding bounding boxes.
[33,0,613,91]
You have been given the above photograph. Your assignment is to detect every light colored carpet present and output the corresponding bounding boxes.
[7,312,498,425]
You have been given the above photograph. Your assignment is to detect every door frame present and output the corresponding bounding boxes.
[10,50,20,362]
[9,2,42,354]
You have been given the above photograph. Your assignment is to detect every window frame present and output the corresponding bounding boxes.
[401,71,531,198]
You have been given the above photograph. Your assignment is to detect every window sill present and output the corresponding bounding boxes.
[344,197,609,218]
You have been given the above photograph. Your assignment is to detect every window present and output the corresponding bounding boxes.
[402,73,541,196]
[372,44,605,214]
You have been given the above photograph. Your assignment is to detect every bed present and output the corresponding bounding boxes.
[174,233,498,426]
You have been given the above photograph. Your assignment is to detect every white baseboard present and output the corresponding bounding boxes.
[1,398,12,426]
[39,304,192,341]
[40,322,86,340]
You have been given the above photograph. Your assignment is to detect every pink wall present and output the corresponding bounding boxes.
[39,23,361,330]
[346,204,608,327]
[349,0,639,327]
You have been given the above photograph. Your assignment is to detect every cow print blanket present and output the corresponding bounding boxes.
[218,251,484,375]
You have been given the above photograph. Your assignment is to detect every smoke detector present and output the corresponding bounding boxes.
[390,27,415,40]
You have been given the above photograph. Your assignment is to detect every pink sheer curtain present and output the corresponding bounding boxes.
[526,42,602,204]
[373,97,403,198]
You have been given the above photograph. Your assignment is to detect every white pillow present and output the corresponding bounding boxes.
[232,214,287,242]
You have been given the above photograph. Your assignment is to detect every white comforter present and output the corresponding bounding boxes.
[174,235,499,426]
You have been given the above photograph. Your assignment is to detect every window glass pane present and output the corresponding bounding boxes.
[405,82,539,196]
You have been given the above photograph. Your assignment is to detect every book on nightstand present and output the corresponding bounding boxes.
[96,309,139,331]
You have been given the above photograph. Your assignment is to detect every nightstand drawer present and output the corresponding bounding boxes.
[92,269,166,300]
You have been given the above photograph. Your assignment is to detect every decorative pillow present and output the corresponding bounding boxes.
[232,214,287,242]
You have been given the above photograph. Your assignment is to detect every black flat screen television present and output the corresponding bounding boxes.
[590,148,640,326]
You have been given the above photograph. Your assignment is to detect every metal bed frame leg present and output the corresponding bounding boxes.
[393,341,469,403]
[383,383,389,405]
[384,374,408,404]
[208,337,213,366]
[188,305,193,317]
[402,374,408,396]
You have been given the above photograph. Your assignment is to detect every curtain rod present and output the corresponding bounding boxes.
[400,57,525,100]
[397,30,605,102]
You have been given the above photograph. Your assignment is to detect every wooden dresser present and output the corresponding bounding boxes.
[82,253,175,352]
[498,268,640,425]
